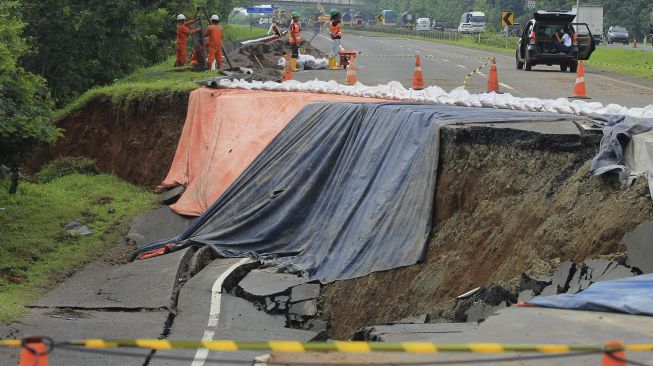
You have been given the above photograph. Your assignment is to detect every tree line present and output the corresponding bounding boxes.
[1,0,239,193]
[363,0,653,38]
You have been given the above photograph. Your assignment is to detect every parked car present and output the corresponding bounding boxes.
[515,11,596,73]
[415,18,431,31]
[432,21,445,31]
[607,25,629,44]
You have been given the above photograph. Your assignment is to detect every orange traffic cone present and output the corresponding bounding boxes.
[486,57,500,93]
[20,338,49,366]
[570,61,590,99]
[412,55,425,90]
[602,341,626,366]
[346,56,358,85]
[283,54,293,81]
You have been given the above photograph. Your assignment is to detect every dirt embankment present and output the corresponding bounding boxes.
[35,91,190,187]
[321,126,653,339]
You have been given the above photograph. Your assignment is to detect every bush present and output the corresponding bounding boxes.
[37,157,99,183]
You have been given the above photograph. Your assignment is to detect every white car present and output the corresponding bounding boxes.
[415,18,431,31]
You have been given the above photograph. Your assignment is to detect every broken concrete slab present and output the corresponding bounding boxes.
[64,220,92,236]
[0,308,166,366]
[238,269,308,298]
[158,185,186,205]
[126,206,197,246]
[622,221,653,274]
[517,289,535,302]
[289,300,318,317]
[464,301,507,323]
[518,274,550,295]
[152,260,318,366]
[595,263,635,282]
[290,283,320,303]
[32,248,191,309]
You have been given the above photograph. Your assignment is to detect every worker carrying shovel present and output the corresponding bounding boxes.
[205,15,223,70]
[175,14,198,67]
[328,8,342,70]
[289,11,302,72]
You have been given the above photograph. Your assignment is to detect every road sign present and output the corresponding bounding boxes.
[501,11,514,27]
[527,0,536,10]
[246,7,273,14]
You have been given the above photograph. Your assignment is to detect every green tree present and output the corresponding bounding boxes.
[0,1,61,194]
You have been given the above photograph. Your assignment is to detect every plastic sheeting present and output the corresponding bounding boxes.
[214,78,653,118]
[158,88,383,216]
[140,102,565,283]
[529,274,653,316]
[590,115,653,189]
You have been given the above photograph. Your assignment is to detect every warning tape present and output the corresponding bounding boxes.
[462,59,493,89]
[357,53,492,61]
[3,339,653,353]
[585,61,653,71]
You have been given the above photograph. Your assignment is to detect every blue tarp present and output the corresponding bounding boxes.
[530,274,653,316]
[135,102,562,283]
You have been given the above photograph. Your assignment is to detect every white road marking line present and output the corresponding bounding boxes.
[407,47,421,54]
[442,59,449,62]
[191,258,251,366]
[457,64,466,69]
[499,82,515,90]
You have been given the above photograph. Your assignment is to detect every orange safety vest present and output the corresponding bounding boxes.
[176,19,196,45]
[330,20,342,39]
[204,24,223,47]
[289,20,301,44]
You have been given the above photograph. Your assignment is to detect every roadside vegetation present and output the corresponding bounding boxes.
[0,158,155,323]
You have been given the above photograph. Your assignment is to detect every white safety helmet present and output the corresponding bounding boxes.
[211,14,220,22]
[176,14,186,21]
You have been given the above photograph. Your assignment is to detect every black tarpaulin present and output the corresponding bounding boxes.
[136,102,563,283]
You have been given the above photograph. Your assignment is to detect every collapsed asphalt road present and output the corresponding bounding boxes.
[296,31,653,108]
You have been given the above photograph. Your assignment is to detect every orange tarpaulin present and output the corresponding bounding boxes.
[159,88,384,216]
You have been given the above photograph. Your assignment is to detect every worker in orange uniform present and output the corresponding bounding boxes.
[328,9,342,70]
[205,14,224,70]
[175,14,198,67]
[289,11,301,72]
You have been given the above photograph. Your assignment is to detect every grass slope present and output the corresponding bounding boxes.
[0,174,155,323]
[56,24,268,118]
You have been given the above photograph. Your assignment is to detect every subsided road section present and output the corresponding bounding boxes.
[297,32,653,108]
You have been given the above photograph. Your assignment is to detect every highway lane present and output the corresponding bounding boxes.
[296,31,653,108]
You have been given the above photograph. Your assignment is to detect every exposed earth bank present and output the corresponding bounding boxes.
[321,125,653,339]
[35,91,190,187]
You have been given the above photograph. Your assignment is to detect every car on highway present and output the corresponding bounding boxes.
[515,11,596,73]
[432,21,445,31]
[415,18,431,31]
[458,11,486,34]
[607,25,629,44]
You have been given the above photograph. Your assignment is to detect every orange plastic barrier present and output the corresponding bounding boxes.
[159,88,384,216]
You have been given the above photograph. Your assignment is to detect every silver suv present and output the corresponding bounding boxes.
[607,26,629,45]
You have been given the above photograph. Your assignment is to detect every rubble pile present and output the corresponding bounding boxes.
[234,269,326,334]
